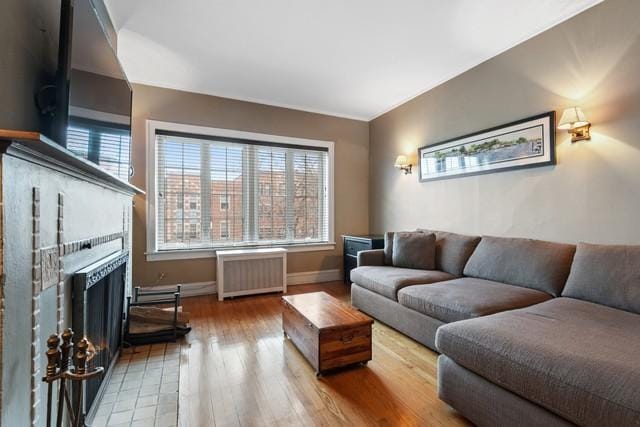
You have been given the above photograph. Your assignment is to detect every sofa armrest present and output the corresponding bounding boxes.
[357,249,385,267]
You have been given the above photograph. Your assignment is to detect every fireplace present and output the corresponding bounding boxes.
[0,131,140,425]
[73,251,128,421]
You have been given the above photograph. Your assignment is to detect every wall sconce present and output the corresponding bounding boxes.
[558,107,591,143]
[394,155,412,175]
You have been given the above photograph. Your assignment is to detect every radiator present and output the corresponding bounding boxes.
[216,248,287,301]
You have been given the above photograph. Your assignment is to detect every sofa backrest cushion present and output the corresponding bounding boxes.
[392,232,436,270]
[418,229,481,276]
[463,236,576,296]
[384,230,415,266]
[384,232,394,265]
[562,243,640,314]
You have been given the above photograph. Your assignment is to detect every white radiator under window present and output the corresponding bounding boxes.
[216,248,287,301]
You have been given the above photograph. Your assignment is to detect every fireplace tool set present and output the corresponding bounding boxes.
[42,328,103,427]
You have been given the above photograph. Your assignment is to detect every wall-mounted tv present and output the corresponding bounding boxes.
[55,0,132,181]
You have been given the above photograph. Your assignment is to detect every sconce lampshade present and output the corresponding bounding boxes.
[558,107,589,130]
[394,155,409,168]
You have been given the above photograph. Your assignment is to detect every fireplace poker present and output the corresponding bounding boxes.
[72,339,88,427]
[56,328,74,427]
[44,334,61,427]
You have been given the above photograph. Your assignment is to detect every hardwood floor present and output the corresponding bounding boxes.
[178,282,470,427]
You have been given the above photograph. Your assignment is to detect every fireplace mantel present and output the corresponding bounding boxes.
[0,129,143,196]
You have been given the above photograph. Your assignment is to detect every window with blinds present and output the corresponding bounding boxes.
[154,130,330,251]
[67,117,131,181]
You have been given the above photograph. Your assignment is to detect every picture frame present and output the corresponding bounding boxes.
[418,111,556,182]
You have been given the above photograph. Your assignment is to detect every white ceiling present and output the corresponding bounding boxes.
[104,0,602,121]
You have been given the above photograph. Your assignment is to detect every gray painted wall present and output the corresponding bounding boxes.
[369,0,640,245]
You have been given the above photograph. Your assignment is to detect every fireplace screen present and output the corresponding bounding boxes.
[73,251,128,420]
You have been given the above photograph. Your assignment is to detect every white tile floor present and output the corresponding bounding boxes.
[89,343,180,427]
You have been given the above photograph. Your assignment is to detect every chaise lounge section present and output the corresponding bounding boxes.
[436,242,640,426]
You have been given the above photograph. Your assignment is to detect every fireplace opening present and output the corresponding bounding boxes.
[73,251,128,422]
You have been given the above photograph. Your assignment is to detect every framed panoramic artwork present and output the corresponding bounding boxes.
[418,111,556,182]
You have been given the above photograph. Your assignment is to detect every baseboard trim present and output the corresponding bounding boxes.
[143,281,217,298]
[286,269,342,286]
[142,269,342,297]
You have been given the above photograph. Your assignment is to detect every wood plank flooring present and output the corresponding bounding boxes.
[178,282,470,427]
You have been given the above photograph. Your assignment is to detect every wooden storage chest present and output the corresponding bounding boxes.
[282,291,373,376]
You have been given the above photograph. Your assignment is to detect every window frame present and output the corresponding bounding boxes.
[146,120,335,261]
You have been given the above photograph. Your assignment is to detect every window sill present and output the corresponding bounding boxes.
[145,242,336,262]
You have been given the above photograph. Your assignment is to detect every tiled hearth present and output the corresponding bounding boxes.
[91,343,180,427]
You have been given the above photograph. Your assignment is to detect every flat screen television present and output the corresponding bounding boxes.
[54,0,133,181]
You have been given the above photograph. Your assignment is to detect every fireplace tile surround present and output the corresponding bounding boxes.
[90,343,180,427]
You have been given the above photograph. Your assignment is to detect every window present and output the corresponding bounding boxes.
[149,122,333,254]
[189,223,198,239]
[67,117,131,181]
[220,194,229,211]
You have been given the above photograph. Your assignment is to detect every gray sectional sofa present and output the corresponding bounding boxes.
[350,231,640,427]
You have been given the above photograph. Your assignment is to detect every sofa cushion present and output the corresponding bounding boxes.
[418,229,481,276]
[562,242,640,314]
[398,278,552,323]
[357,249,385,267]
[392,232,436,270]
[384,231,394,265]
[436,298,640,426]
[350,266,454,301]
[434,230,481,276]
[384,231,420,266]
[463,236,575,296]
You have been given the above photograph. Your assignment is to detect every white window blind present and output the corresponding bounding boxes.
[155,130,329,251]
[67,117,131,181]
